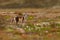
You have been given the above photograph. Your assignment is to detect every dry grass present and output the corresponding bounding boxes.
[0,8,60,40]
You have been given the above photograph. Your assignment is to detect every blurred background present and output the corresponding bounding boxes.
[0,0,60,8]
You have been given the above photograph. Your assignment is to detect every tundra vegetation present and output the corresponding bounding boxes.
[0,8,60,40]
[0,0,60,40]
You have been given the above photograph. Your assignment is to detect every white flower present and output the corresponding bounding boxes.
[26,26,29,28]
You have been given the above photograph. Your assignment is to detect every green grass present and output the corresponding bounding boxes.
[21,23,52,33]
[56,23,60,26]
[4,15,10,19]
[27,15,34,20]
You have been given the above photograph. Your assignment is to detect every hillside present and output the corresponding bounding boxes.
[0,0,60,8]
